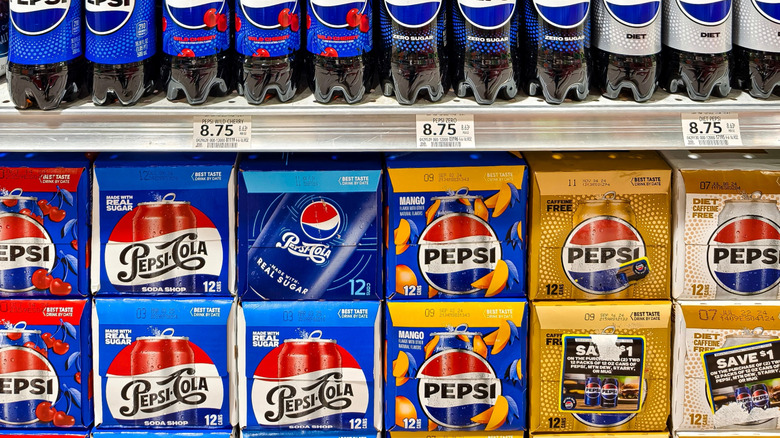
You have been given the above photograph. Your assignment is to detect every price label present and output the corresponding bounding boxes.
[193,116,252,149]
[681,112,742,147]
[416,114,475,148]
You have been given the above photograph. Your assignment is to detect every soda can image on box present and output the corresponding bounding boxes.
[386,300,528,432]
[239,300,381,431]
[0,153,90,297]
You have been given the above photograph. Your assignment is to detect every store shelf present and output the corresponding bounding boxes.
[0,84,777,151]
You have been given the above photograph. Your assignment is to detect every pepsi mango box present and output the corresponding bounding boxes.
[525,151,672,301]
[238,153,382,300]
[93,298,236,429]
[0,153,90,297]
[385,152,528,300]
[91,153,236,296]
[238,300,381,432]
[530,301,671,433]
[0,299,92,429]
[662,151,780,300]
[386,300,528,432]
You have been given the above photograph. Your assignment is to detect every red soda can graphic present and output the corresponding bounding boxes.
[252,330,369,429]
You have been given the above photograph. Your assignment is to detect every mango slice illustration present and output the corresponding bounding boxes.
[492,319,519,355]
[396,265,417,295]
[471,271,494,290]
[392,351,409,378]
[485,260,509,297]
[492,184,512,217]
[458,198,471,206]
[394,219,411,254]
[474,198,489,222]
[395,396,417,428]
[428,419,438,431]
[471,406,494,424]
[484,192,499,209]
[482,329,498,346]
[473,334,488,358]
[428,286,438,298]
[485,396,509,431]
[425,200,440,224]
[424,335,439,359]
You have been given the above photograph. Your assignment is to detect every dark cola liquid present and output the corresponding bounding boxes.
[733,47,780,98]
[660,47,731,101]
[89,59,158,106]
[162,53,234,105]
[593,49,658,101]
[307,53,374,104]
[238,54,299,104]
[8,58,88,110]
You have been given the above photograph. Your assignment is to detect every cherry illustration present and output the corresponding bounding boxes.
[180,48,196,57]
[70,239,77,250]
[35,402,56,423]
[254,48,270,57]
[19,208,31,216]
[204,8,218,27]
[278,8,290,27]
[290,14,299,32]
[6,331,21,341]
[307,14,311,29]
[359,13,369,32]
[23,341,36,349]
[50,278,72,296]
[346,7,360,27]
[32,269,53,290]
[52,339,70,355]
[41,332,55,348]
[2,198,18,207]
[162,16,167,31]
[74,372,81,384]
[37,199,52,215]
[322,47,338,57]
[48,207,66,222]
[235,14,241,31]
[217,13,228,32]
[53,411,75,427]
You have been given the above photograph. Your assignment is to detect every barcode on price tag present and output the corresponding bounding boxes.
[416,114,475,148]
[193,116,252,149]
[681,112,742,147]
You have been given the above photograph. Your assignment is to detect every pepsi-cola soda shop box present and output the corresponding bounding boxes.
[673,301,780,431]
[0,299,92,429]
[386,300,528,432]
[530,301,672,433]
[385,152,528,300]
[238,153,382,300]
[92,153,236,296]
[525,152,672,301]
[239,301,381,431]
[662,151,780,300]
[93,298,236,429]
[0,153,90,297]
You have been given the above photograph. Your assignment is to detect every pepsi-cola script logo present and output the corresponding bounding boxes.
[276,233,332,264]
[9,0,70,36]
[241,0,297,28]
[310,0,367,28]
[385,0,441,28]
[533,0,589,28]
[675,0,731,26]
[263,372,355,422]
[86,0,135,35]
[0,213,55,293]
[707,215,780,296]
[115,233,209,281]
[0,346,59,425]
[417,349,500,428]
[458,0,515,29]
[118,367,209,416]
[604,0,660,26]
[166,0,226,29]
[752,0,780,25]
[418,213,501,295]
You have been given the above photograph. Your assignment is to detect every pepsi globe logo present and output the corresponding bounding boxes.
[166,0,226,29]
[675,0,731,26]
[416,349,500,429]
[752,0,780,23]
[605,0,660,26]
[310,0,367,27]
[300,200,341,241]
[562,216,646,295]
[386,0,441,28]
[241,0,297,28]
[9,0,70,36]
[458,0,515,29]
[0,346,58,425]
[707,215,780,296]
[86,0,135,35]
[533,0,589,28]
[0,213,55,294]
[418,213,502,295]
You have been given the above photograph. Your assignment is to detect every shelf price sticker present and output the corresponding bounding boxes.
[193,116,252,149]
[416,114,475,148]
[681,112,742,147]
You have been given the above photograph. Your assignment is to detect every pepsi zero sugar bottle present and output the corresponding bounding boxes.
[592,0,661,101]
[7,0,87,109]
[161,0,234,104]
[306,0,373,103]
[660,0,732,100]
[86,0,157,105]
[733,0,780,98]
[379,0,448,104]
[235,0,301,103]
[524,0,590,104]
[452,0,519,104]
[0,0,7,76]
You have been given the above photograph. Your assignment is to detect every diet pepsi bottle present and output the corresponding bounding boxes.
[235,0,301,103]
[592,0,661,101]
[306,0,373,103]
[7,0,86,109]
[0,0,7,76]
[660,0,732,100]
[732,0,780,98]
[452,0,519,104]
[86,0,157,105]
[379,0,447,104]
[524,0,590,103]
[161,0,234,104]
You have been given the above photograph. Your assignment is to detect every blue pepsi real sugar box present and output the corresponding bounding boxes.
[239,153,382,300]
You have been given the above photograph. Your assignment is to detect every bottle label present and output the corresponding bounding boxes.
[86,0,156,63]
[525,0,589,54]
[306,0,372,57]
[380,0,444,57]
[592,0,660,55]
[0,0,8,69]
[733,0,780,52]
[453,0,517,54]
[236,0,300,57]
[8,0,82,64]
[662,0,732,52]
[162,0,230,57]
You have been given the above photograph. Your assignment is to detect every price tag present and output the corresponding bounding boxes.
[416,114,475,148]
[681,112,742,147]
[193,116,252,149]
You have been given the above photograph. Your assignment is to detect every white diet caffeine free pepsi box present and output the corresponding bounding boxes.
[92,153,236,296]
[238,153,382,300]
[93,298,237,429]
[238,301,381,432]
